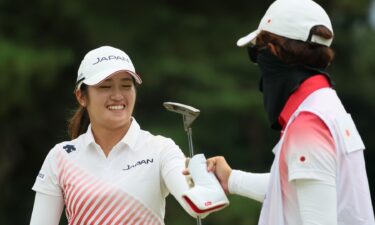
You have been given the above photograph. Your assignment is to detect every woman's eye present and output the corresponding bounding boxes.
[100,86,111,89]
[122,83,133,88]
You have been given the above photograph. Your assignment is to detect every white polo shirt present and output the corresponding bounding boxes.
[32,118,192,225]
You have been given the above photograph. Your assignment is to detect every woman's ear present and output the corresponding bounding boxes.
[75,90,86,107]
[267,43,279,56]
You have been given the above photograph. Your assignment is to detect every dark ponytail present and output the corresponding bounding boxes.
[68,84,90,139]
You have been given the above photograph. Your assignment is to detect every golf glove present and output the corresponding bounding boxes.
[182,154,230,214]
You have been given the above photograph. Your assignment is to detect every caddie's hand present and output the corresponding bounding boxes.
[206,156,232,193]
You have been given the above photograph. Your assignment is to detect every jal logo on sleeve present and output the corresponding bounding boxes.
[37,172,46,181]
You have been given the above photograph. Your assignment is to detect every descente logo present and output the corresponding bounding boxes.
[93,55,129,65]
[123,158,154,171]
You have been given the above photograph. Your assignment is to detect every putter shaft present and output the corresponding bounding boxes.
[187,127,202,225]
[186,127,194,157]
[163,102,202,225]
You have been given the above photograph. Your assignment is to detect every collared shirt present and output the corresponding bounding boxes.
[32,118,191,225]
[229,75,373,225]
[228,75,337,225]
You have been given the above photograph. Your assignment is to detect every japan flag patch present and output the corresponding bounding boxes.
[298,154,307,164]
[289,151,311,168]
[296,152,310,165]
[335,113,365,154]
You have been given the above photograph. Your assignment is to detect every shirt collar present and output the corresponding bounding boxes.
[83,124,94,147]
[119,117,140,151]
[82,117,141,151]
[278,75,331,130]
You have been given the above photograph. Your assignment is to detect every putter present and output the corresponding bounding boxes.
[163,102,200,156]
[163,102,202,225]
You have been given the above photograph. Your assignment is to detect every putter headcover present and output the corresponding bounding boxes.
[182,154,229,214]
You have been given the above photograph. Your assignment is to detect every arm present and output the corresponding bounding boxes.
[31,147,65,225]
[295,179,337,225]
[30,192,64,225]
[163,160,202,218]
[285,112,337,225]
[228,170,270,202]
[206,156,270,202]
[160,140,202,218]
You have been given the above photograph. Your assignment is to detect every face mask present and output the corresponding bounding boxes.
[254,48,331,130]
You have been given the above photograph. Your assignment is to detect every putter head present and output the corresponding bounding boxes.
[163,102,200,131]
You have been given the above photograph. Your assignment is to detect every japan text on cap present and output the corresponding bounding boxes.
[75,46,142,90]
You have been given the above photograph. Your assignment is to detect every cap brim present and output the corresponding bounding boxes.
[236,30,260,47]
[83,68,142,86]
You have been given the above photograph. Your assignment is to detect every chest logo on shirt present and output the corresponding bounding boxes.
[123,158,154,171]
[63,144,76,153]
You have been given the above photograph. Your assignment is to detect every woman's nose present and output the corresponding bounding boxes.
[110,87,124,100]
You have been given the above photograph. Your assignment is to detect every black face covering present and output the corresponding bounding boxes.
[255,48,331,130]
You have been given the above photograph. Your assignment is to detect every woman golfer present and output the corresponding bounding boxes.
[29,46,219,225]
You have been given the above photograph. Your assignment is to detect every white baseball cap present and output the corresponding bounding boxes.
[75,46,142,90]
[237,0,333,47]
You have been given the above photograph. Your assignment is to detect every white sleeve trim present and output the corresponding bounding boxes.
[32,185,63,197]
[228,170,270,203]
[289,170,336,186]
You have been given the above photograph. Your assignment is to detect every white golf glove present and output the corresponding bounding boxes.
[182,154,230,214]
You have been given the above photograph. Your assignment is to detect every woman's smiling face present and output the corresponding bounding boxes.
[83,71,136,131]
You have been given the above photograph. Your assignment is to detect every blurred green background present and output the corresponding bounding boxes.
[1,0,374,224]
